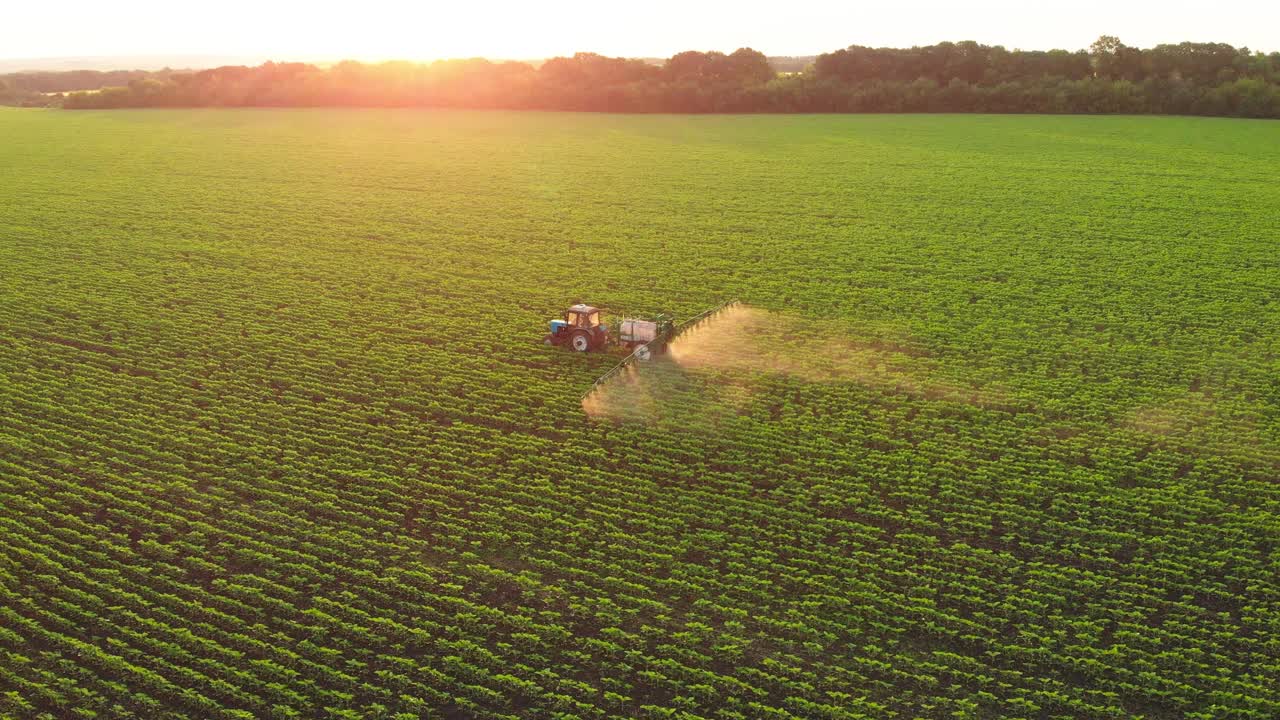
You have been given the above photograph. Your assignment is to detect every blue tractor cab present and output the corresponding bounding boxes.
[545,304,609,352]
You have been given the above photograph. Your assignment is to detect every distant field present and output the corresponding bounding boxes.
[1,108,1278,718]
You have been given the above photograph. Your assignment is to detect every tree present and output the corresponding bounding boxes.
[728,48,775,85]
[1090,35,1124,57]
[1090,35,1145,80]
[664,51,723,82]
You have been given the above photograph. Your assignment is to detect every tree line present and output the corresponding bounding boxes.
[0,69,173,107]
[37,38,1280,117]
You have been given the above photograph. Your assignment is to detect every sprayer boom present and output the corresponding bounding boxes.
[581,300,740,403]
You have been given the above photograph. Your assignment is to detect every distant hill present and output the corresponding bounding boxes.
[1,54,820,75]
[635,56,816,72]
[766,56,818,72]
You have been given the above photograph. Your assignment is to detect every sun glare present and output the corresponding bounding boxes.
[8,0,1279,62]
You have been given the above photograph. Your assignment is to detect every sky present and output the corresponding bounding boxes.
[4,0,1279,63]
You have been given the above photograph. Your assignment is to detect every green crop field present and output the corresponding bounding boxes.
[1,108,1278,719]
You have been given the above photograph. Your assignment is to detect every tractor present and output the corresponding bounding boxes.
[544,304,610,352]
[545,299,740,361]
[545,304,680,358]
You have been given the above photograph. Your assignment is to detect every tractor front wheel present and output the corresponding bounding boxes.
[570,332,592,352]
[634,344,652,361]
[543,335,556,346]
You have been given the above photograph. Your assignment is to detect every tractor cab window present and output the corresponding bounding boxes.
[568,311,599,328]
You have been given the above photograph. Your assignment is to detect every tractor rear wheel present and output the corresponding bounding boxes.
[570,332,592,352]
